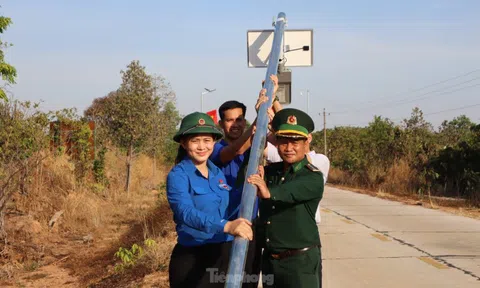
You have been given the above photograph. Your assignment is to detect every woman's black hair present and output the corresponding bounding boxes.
[174,145,187,165]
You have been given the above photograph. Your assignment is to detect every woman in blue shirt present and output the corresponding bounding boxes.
[167,112,253,288]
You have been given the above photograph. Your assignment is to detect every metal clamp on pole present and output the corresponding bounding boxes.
[224,12,287,288]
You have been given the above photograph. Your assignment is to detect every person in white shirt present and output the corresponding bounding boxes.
[305,136,330,224]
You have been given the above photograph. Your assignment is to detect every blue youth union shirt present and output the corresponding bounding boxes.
[210,139,246,187]
[166,158,234,247]
[210,140,258,220]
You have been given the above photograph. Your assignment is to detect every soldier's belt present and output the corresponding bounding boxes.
[269,245,319,260]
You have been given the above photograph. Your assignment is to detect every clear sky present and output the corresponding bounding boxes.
[3,0,480,132]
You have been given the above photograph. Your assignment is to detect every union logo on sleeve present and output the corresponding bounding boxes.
[218,179,231,191]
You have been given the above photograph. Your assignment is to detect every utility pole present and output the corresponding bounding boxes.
[323,108,327,155]
[226,12,287,288]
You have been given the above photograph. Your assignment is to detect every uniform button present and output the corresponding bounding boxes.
[281,177,285,182]
[272,205,275,209]
[266,238,270,242]
[267,221,271,225]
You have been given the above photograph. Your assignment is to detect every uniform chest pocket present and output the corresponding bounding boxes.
[191,186,220,212]
[192,187,209,195]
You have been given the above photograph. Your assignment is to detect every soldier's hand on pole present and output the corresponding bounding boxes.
[257,165,265,179]
[247,173,270,199]
[224,218,253,240]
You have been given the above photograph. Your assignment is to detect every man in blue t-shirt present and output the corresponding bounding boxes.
[209,99,260,288]
[210,100,254,218]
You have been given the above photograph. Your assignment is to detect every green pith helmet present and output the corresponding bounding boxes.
[271,108,314,139]
[173,112,223,142]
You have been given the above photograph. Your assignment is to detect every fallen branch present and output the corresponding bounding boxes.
[52,255,70,266]
[48,210,64,228]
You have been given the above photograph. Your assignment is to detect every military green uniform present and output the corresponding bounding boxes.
[257,108,324,288]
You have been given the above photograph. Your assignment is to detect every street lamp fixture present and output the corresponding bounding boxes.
[201,88,216,112]
[276,71,291,104]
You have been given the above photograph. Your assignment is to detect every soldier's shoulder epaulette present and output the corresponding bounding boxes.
[305,163,321,172]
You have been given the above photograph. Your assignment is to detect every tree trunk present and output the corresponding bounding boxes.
[0,210,6,245]
[0,169,20,243]
[125,144,133,193]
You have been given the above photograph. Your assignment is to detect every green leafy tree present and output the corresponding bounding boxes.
[401,108,432,157]
[84,92,118,185]
[147,101,181,167]
[310,107,478,205]
[429,124,480,205]
[110,60,160,192]
[354,116,397,186]
[85,71,181,187]
[365,116,396,164]
[313,126,365,172]
[84,91,117,148]
[51,108,94,183]
[402,107,434,155]
[144,76,181,170]
[87,61,162,192]
[438,115,474,147]
[0,16,17,102]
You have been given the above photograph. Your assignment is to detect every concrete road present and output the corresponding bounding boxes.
[320,186,480,288]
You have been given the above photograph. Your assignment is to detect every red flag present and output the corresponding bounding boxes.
[206,109,218,124]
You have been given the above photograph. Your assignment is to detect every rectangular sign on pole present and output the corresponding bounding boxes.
[247,29,313,68]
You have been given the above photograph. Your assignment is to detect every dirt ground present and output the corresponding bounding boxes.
[0,201,174,288]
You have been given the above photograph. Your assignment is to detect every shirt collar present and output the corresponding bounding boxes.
[180,157,220,176]
[291,156,308,173]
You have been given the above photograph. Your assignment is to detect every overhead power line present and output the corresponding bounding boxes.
[423,103,480,116]
[332,102,480,127]
[330,68,480,114]
[390,81,480,107]
[335,80,480,115]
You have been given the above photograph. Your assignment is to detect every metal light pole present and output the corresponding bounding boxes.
[300,90,304,109]
[300,89,310,115]
[323,108,327,155]
[201,88,216,112]
[320,109,327,156]
[225,12,287,288]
